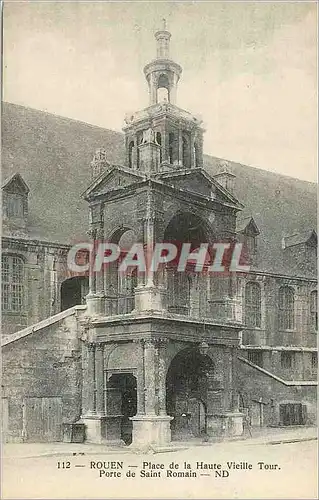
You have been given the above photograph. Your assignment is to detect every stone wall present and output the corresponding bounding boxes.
[237,356,317,426]
[1,238,72,335]
[2,311,83,442]
[239,274,317,348]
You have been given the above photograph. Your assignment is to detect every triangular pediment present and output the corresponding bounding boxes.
[82,166,145,200]
[2,173,29,194]
[237,216,260,236]
[307,230,318,247]
[157,167,243,209]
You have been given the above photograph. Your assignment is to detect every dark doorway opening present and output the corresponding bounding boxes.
[166,348,213,439]
[60,276,89,311]
[108,373,137,445]
[279,403,306,426]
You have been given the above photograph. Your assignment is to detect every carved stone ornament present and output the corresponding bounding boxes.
[91,148,108,163]
[141,128,155,144]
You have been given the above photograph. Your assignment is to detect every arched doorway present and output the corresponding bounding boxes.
[107,373,137,445]
[166,347,214,439]
[60,276,89,311]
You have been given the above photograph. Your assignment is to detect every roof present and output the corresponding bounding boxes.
[236,216,260,235]
[2,102,125,243]
[283,230,317,249]
[2,172,30,193]
[2,102,317,277]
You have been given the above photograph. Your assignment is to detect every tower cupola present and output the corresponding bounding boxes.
[123,22,205,173]
[143,19,182,105]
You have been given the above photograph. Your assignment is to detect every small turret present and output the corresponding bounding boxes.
[214,160,236,193]
[90,148,110,179]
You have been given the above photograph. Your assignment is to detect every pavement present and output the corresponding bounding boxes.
[2,425,317,459]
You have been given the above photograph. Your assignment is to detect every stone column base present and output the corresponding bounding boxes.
[207,412,244,438]
[81,414,123,445]
[133,285,167,313]
[86,292,104,317]
[130,415,173,447]
[81,415,106,444]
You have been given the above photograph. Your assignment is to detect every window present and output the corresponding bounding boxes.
[278,286,295,330]
[311,352,317,369]
[310,290,318,331]
[128,141,134,169]
[1,255,24,312]
[247,350,263,367]
[246,236,257,258]
[6,193,24,218]
[245,282,261,328]
[281,352,294,369]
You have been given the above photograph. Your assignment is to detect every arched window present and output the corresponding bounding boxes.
[310,290,318,331]
[157,74,170,103]
[156,132,162,162]
[169,132,174,164]
[157,87,169,102]
[245,282,261,328]
[193,142,198,168]
[1,255,24,312]
[278,286,295,330]
[182,135,189,168]
[128,141,134,169]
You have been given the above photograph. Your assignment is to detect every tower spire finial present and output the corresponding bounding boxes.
[155,19,171,59]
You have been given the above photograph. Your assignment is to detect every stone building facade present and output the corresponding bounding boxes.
[1,25,317,445]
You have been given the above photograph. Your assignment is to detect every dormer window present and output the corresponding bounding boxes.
[7,193,24,218]
[2,173,29,223]
[236,216,260,266]
[282,230,317,274]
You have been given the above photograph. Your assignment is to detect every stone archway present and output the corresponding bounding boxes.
[166,347,214,439]
[163,212,211,316]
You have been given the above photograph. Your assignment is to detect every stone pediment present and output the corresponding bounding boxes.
[82,166,145,200]
[157,168,243,209]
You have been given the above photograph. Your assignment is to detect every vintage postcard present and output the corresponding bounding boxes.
[1,1,318,499]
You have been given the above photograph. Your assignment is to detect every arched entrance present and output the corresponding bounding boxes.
[60,276,89,311]
[164,212,210,316]
[107,373,137,445]
[105,228,138,315]
[166,347,214,439]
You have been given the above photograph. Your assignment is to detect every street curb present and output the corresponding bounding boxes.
[267,437,318,445]
[3,436,317,459]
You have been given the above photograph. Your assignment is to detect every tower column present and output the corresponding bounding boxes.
[85,343,96,415]
[95,343,105,416]
[144,340,156,415]
[178,126,183,166]
[190,130,195,168]
[157,340,168,416]
[162,125,169,164]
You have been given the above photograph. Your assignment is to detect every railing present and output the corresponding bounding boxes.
[102,291,241,324]
[104,294,135,316]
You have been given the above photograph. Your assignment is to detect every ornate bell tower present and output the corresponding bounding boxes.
[82,22,244,450]
[123,20,204,173]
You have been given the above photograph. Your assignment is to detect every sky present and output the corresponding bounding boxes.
[3,1,318,182]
